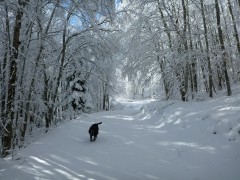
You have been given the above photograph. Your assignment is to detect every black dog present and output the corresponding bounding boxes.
[88,122,102,142]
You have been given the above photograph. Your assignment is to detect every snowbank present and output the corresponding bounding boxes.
[136,95,240,142]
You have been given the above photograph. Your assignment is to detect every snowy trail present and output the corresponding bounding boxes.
[1,101,240,180]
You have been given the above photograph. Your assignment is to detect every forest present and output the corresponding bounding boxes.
[0,0,239,159]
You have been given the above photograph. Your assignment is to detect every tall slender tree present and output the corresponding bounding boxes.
[214,0,232,96]
[200,0,214,97]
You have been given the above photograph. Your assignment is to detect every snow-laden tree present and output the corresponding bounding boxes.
[119,0,239,100]
[0,0,117,157]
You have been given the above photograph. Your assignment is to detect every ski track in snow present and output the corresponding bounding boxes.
[1,100,240,180]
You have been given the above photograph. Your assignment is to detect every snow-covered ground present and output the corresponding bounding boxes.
[1,95,240,180]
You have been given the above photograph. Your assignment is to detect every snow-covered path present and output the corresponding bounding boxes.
[1,100,240,180]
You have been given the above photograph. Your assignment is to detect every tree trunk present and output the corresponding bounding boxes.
[182,0,189,101]
[226,0,239,83]
[215,0,232,96]
[1,6,10,154]
[187,0,198,98]
[200,0,214,98]
[157,0,172,48]
[159,56,170,100]
[157,1,171,99]
[2,1,26,157]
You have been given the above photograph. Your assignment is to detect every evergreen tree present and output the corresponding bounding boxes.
[66,71,93,115]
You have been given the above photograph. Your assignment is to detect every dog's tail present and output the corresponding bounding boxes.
[97,122,102,125]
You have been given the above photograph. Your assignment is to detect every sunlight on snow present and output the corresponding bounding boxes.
[24,162,49,176]
[54,168,83,180]
[158,141,216,153]
[103,115,134,121]
[29,156,50,166]
[140,113,152,120]
[76,157,98,166]
[174,119,182,124]
[167,111,182,123]
[219,107,240,111]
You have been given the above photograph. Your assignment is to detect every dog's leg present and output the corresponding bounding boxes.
[89,130,94,142]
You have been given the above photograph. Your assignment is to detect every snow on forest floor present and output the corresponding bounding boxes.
[1,95,240,180]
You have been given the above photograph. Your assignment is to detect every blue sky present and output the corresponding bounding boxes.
[69,0,122,27]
